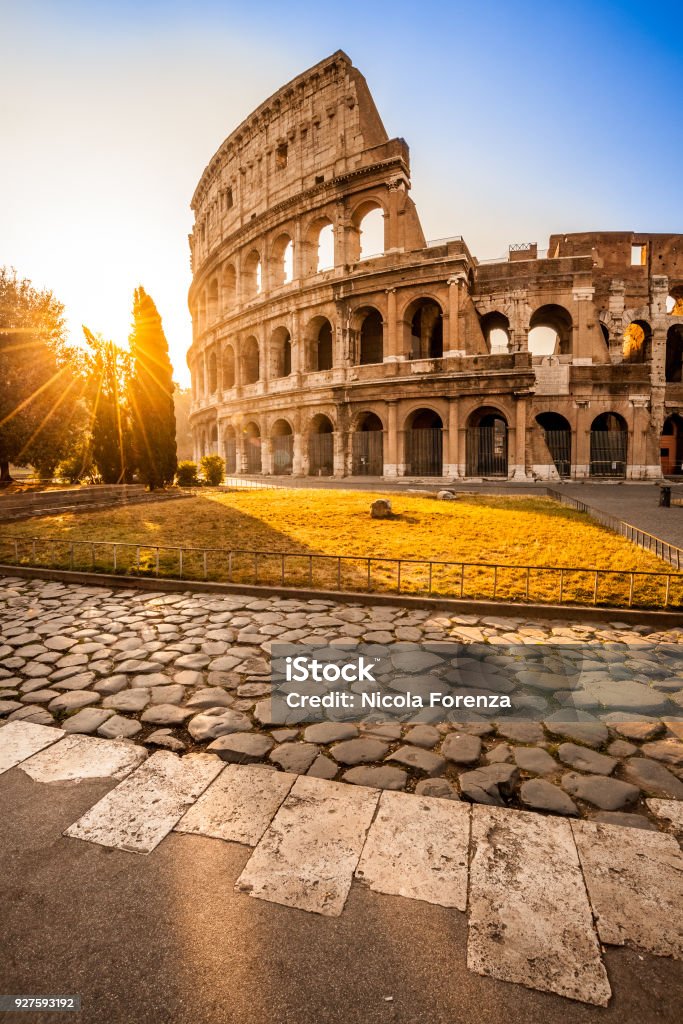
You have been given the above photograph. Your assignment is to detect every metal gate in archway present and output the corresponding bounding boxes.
[404,428,443,476]
[590,430,627,477]
[309,433,334,475]
[466,425,508,477]
[224,439,237,474]
[352,431,384,475]
[272,435,294,474]
[543,429,571,478]
[244,437,262,474]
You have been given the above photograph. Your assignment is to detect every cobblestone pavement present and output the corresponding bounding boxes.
[2,721,682,1007]
[1,576,683,831]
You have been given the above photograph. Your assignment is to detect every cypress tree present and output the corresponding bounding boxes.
[128,287,177,489]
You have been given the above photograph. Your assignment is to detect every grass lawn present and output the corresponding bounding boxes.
[1,489,679,606]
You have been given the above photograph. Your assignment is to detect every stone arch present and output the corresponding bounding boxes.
[271,233,294,287]
[402,297,444,359]
[349,198,386,262]
[661,413,683,476]
[207,278,219,323]
[666,324,683,382]
[623,319,652,363]
[466,406,509,477]
[590,412,628,478]
[305,315,334,371]
[207,349,218,394]
[535,411,572,478]
[223,424,237,474]
[243,249,262,297]
[352,411,384,475]
[304,216,335,275]
[353,306,384,365]
[243,420,262,473]
[269,325,292,379]
[529,304,573,356]
[241,336,260,385]
[479,311,511,354]
[222,344,236,390]
[271,417,294,475]
[308,412,334,476]
[667,286,683,316]
[404,407,443,477]
[222,263,237,310]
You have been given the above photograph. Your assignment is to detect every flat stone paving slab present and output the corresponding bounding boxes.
[175,764,295,845]
[20,734,147,782]
[647,798,683,832]
[64,751,222,854]
[0,720,64,775]
[235,775,378,917]
[467,805,611,1006]
[572,819,683,960]
[355,790,470,909]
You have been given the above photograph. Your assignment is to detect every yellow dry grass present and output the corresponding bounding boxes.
[1,488,679,607]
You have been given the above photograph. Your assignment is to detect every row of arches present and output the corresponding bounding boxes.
[194,204,386,331]
[192,298,446,395]
[193,407,644,480]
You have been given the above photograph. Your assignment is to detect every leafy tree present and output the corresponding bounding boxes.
[127,287,177,489]
[200,453,224,485]
[82,327,134,483]
[0,267,81,483]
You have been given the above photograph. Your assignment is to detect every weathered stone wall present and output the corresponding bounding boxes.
[187,51,683,482]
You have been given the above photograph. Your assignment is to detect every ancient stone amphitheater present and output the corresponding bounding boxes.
[187,51,683,481]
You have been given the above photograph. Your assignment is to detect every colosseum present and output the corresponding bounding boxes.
[187,50,683,482]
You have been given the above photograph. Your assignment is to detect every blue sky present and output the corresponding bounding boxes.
[1,0,681,384]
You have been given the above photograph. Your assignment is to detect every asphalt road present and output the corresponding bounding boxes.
[1,769,681,1024]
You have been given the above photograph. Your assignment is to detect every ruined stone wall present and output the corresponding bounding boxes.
[187,53,683,482]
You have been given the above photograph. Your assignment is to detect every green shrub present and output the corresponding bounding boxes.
[200,454,225,486]
[176,460,199,486]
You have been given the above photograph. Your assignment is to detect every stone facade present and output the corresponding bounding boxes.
[187,51,683,481]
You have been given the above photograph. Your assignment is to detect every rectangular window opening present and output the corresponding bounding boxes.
[276,143,288,169]
[631,244,647,266]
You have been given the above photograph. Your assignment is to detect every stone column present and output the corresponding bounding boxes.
[261,436,273,475]
[333,430,345,478]
[511,394,529,479]
[572,286,595,361]
[386,182,400,252]
[446,398,460,477]
[384,401,398,477]
[573,402,591,478]
[216,420,224,461]
[292,432,304,476]
[385,288,399,362]
[445,275,466,356]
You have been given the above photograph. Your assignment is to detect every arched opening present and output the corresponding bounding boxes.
[271,419,294,475]
[666,325,683,382]
[196,359,205,396]
[590,412,628,477]
[536,411,571,478]
[207,350,218,394]
[244,250,262,297]
[599,322,610,348]
[357,308,384,365]
[223,425,237,474]
[271,234,294,287]
[304,217,335,275]
[352,412,384,476]
[529,304,573,356]
[479,312,510,354]
[404,408,443,477]
[207,278,219,323]
[270,327,292,379]
[357,204,385,260]
[466,407,508,477]
[306,316,333,371]
[209,424,218,452]
[661,414,683,476]
[222,345,235,390]
[243,422,262,474]
[405,299,443,359]
[222,264,237,310]
[623,320,652,363]
[241,336,260,385]
[308,414,334,476]
[667,287,683,316]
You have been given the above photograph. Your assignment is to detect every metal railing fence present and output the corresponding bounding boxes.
[1,534,681,609]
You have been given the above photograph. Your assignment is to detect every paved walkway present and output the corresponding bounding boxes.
[558,482,683,550]
[2,577,683,827]
[1,721,682,1019]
